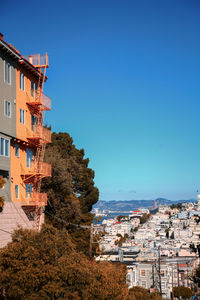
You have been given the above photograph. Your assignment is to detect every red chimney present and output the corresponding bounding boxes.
[0,33,4,41]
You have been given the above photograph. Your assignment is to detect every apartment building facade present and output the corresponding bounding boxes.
[0,34,51,240]
[0,36,17,202]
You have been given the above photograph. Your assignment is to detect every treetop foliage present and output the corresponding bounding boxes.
[140,213,150,224]
[0,176,5,212]
[0,225,128,300]
[42,132,99,223]
[173,286,193,299]
[128,286,163,300]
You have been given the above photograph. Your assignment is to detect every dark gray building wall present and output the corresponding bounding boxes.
[0,50,16,202]
[0,51,16,138]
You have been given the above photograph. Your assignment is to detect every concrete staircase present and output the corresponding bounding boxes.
[0,201,33,248]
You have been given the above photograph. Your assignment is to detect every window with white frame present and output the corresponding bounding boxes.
[4,100,11,118]
[20,108,25,124]
[141,281,146,288]
[0,137,4,156]
[0,137,10,157]
[15,185,19,199]
[5,140,9,157]
[31,81,38,97]
[25,183,33,198]
[15,144,19,157]
[4,61,11,84]
[26,148,33,168]
[20,72,25,90]
[161,282,165,289]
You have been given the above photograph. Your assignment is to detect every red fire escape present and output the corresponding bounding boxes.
[24,53,51,231]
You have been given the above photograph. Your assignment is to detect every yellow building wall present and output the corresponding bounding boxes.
[10,65,38,203]
[10,141,36,204]
[16,67,38,142]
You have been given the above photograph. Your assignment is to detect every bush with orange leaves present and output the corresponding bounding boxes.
[0,176,5,212]
[0,224,128,300]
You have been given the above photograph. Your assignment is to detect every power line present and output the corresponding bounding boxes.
[45,210,91,229]
[0,228,13,235]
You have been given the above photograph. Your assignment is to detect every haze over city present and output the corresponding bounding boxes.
[1,0,200,201]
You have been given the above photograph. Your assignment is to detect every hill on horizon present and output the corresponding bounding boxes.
[93,198,197,212]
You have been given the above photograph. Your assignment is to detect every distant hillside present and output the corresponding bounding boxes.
[93,198,197,212]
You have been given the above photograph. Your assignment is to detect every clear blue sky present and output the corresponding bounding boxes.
[1,0,200,201]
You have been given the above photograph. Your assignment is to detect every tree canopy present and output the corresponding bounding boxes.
[0,176,5,212]
[173,286,193,299]
[42,132,99,254]
[192,263,200,288]
[128,287,163,300]
[140,213,150,224]
[0,225,128,300]
[42,132,99,223]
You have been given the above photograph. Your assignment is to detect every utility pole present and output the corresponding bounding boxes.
[171,265,174,300]
[89,223,94,263]
[187,262,189,288]
[152,263,155,290]
[158,246,162,296]
[177,263,180,300]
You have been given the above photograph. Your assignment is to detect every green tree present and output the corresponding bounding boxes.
[0,225,128,300]
[43,132,99,216]
[0,176,5,212]
[140,213,150,224]
[192,263,200,287]
[128,287,163,300]
[42,132,99,254]
[173,286,193,299]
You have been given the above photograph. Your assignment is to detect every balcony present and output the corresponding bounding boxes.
[27,90,51,111]
[23,53,49,68]
[37,162,51,177]
[21,162,51,180]
[21,192,47,206]
[26,125,51,144]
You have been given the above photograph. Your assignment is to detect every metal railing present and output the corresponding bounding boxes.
[21,192,47,206]
[23,53,49,68]
[26,125,51,143]
[27,90,51,111]
[21,162,51,178]
[37,162,51,177]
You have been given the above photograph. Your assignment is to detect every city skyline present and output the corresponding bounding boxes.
[1,0,200,201]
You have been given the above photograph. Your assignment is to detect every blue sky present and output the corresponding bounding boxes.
[1,0,200,200]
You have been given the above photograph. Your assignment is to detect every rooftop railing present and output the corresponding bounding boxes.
[23,53,49,68]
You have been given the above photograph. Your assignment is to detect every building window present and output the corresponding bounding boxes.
[4,100,11,118]
[161,282,165,289]
[31,114,38,130]
[0,138,4,156]
[26,183,33,198]
[20,72,25,90]
[0,137,10,157]
[25,184,29,198]
[15,185,19,199]
[15,144,19,157]
[141,270,146,276]
[141,281,146,288]
[4,61,11,84]
[160,270,165,277]
[31,81,38,97]
[5,140,9,157]
[20,109,25,124]
[26,148,33,167]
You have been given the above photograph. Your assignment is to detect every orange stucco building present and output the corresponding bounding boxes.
[0,34,51,232]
